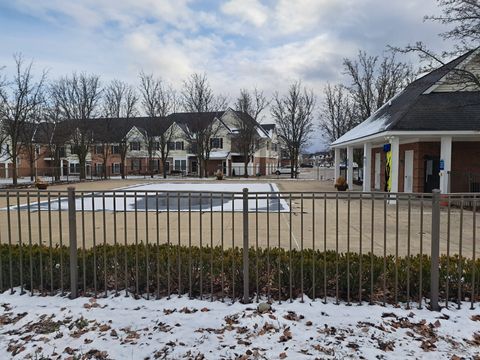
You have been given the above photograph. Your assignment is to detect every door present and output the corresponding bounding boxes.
[424,156,440,193]
[374,153,381,190]
[404,150,414,193]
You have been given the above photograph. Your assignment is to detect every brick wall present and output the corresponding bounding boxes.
[370,141,441,193]
[451,141,480,192]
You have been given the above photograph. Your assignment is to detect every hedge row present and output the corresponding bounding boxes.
[0,244,478,304]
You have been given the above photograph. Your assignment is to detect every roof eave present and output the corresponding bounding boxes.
[331,130,480,148]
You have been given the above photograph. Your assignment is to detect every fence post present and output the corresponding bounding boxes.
[430,189,441,311]
[242,188,250,303]
[68,187,78,299]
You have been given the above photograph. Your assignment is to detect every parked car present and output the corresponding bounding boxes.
[300,163,314,168]
[275,166,300,175]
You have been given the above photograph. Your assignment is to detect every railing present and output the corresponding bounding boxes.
[0,188,478,310]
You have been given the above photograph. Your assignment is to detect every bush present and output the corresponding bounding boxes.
[0,244,478,303]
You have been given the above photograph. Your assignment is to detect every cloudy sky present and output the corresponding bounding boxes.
[0,0,453,150]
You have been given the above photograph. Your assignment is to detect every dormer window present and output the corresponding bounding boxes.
[210,138,223,149]
[130,141,141,151]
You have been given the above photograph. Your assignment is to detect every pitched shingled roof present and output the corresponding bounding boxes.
[28,110,268,144]
[332,48,480,146]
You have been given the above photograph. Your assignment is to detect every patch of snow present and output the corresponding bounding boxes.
[209,150,230,159]
[0,291,478,359]
[332,114,390,146]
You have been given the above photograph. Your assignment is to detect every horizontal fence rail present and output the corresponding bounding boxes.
[0,188,478,310]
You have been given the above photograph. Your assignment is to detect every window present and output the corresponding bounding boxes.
[131,159,141,171]
[112,163,120,174]
[174,160,187,171]
[130,142,141,151]
[111,145,120,154]
[58,146,66,158]
[69,163,80,174]
[71,145,80,155]
[168,141,184,151]
[95,163,104,176]
[149,159,159,171]
[210,138,223,149]
[95,145,103,154]
[175,141,184,150]
[154,142,160,151]
[189,143,197,154]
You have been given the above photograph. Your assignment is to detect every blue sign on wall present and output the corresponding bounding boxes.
[439,159,445,171]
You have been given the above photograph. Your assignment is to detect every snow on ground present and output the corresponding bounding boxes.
[4,182,290,212]
[0,291,479,360]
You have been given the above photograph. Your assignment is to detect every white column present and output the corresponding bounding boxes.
[347,146,354,189]
[334,147,341,183]
[390,137,400,193]
[440,136,452,194]
[363,143,372,192]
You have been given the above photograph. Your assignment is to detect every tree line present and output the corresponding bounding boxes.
[0,56,320,184]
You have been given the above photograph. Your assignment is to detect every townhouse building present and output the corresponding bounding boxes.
[0,108,280,179]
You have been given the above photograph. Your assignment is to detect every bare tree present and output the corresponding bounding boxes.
[181,73,227,177]
[271,81,316,179]
[51,73,102,180]
[102,80,138,179]
[320,84,359,144]
[425,0,480,51]
[235,88,268,121]
[343,51,415,121]
[139,72,177,178]
[20,108,41,181]
[40,94,71,181]
[0,54,46,185]
[233,88,268,176]
[393,42,480,90]
[103,80,138,119]
[181,73,227,113]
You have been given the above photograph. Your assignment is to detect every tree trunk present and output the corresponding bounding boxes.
[162,159,167,179]
[121,161,126,179]
[79,158,86,180]
[197,156,203,178]
[12,158,17,186]
[203,159,208,178]
[244,158,249,178]
[290,149,295,179]
[54,152,60,181]
[29,159,35,181]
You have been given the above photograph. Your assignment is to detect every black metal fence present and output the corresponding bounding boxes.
[0,188,478,310]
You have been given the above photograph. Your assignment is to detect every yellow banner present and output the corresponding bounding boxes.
[386,151,392,192]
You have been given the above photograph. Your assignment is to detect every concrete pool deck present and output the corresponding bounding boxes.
[0,177,478,257]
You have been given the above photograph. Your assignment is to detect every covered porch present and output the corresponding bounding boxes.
[333,133,480,194]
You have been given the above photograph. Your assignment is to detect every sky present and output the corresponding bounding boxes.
[0,0,453,151]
